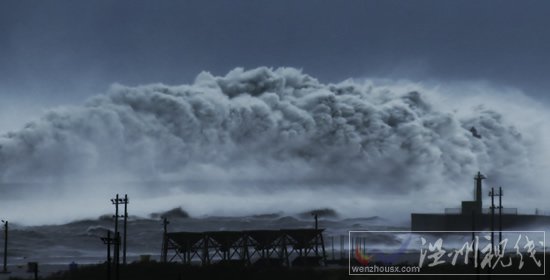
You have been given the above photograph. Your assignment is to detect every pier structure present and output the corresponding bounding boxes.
[162,229,326,267]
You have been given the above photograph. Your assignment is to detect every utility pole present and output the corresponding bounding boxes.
[489,187,503,254]
[314,214,318,230]
[1,220,7,274]
[111,194,120,266]
[489,187,497,279]
[122,194,129,265]
[161,217,169,263]
[111,194,128,266]
[497,187,503,253]
[110,194,127,279]
[101,231,114,280]
[498,187,503,248]
[489,187,496,252]
[313,214,319,254]
[115,232,120,280]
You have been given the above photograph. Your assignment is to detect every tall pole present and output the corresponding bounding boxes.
[161,217,169,263]
[106,231,112,280]
[123,194,128,265]
[314,214,318,230]
[107,232,111,280]
[33,263,38,280]
[313,214,319,254]
[115,232,120,280]
[111,194,120,266]
[2,220,7,273]
[498,187,503,253]
[489,187,495,253]
[471,210,479,279]
[100,230,117,280]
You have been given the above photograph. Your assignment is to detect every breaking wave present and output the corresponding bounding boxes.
[1,67,548,224]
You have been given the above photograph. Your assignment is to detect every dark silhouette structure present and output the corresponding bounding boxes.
[110,194,129,266]
[489,187,503,251]
[101,230,117,280]
[498,186,503,249]
[160,217,170,263]
[162,229,326,267]
[122,194,129,265]
[105,194,128,280]
[1,220,7,274]
[111,194,121,268]
[27,262,38,280]
[411,172,550,230]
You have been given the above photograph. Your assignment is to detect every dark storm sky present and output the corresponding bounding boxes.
[1,0,549,106]
[2,0,550,224]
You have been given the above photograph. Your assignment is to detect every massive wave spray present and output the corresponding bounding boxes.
[0,67,546,223]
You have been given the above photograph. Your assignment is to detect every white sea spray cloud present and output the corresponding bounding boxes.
[0,67,548,223]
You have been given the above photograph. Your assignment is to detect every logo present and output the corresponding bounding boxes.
[353,234,413,266]
[354,244,373,265]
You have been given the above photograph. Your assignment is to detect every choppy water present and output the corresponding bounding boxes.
[3,209,404,265]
